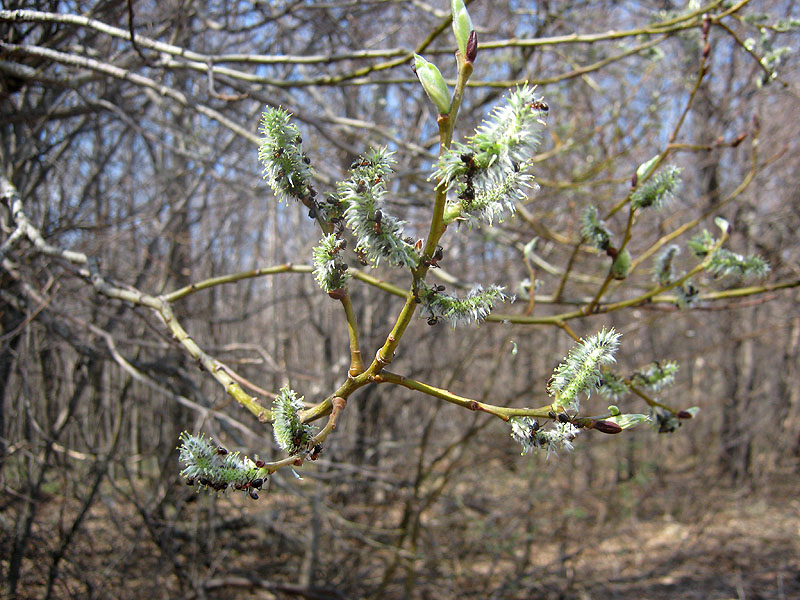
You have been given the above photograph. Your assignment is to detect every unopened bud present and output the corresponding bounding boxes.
[465,30,478,64]
[328,288,347,300]
[731,132,747,147]
[451,0,474,57]
[611,248,631,280]
[631,170,638,188]
[413,54,451,115]
[636,155,659,181]
[702,42,711,59]
[593,420,623,434]
[714,216,731,235]
[677,410,693,419]
[702,14,711,38]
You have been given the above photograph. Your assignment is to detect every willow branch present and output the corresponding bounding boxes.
[339,294,364,376]
[2,176,271,422]
[375,371,555,422]
[0,41,259,145]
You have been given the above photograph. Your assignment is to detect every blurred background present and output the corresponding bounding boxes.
[1,1,799,598]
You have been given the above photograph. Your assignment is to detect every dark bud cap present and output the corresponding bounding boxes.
[328,288,347,300]
[593,420,623,434]
[702,42,711,60]
[255,459,265,468]
[465,30,478,64]
[631,170,638,188]
[605,246,619,259]
[677,410,693,420]
[702,13,712,38]
[731,133,747,147]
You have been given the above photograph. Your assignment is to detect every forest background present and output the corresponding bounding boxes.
[1,1,799,599]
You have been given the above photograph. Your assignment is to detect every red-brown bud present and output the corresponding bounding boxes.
[677,410,693,420]
[328,288,346,300]
[465,30,478,64]
[702,14,712,38]
[702,42,711,60]
[731,133,747,147]
[593,420,623,434]
[631,170,638,188]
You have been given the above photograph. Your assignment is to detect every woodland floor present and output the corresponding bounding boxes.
[4,467,799,600]
[503,470,800,600]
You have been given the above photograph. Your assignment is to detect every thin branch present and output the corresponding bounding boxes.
[2,176,271,422]
[375,371,555,422]
[339,294,365,376]
[0,42,260,145]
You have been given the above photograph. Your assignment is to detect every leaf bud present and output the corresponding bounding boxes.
[465,30,478,64]
[413,54,451,115]
[593,420,623,434]
[714,216,731,235]
[636,155,659,181]
[451,0,474,57]
[610,248,631,280]
[702,14,712,38]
